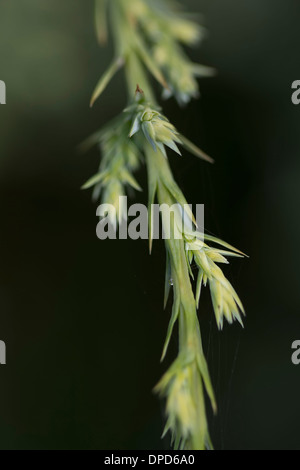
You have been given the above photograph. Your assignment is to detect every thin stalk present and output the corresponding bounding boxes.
[111,0,156,102]
[145,146,216,449]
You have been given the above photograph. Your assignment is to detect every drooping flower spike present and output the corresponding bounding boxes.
[81,0,246,450]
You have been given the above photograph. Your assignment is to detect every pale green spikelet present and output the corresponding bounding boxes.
[82,114,142,219]
[90,0,214,107]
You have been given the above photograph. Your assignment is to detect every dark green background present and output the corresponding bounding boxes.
[0,0,299,450]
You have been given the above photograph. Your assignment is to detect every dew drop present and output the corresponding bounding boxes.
[169,278,174,286]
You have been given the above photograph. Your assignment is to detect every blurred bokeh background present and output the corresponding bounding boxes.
[0,0,300,450]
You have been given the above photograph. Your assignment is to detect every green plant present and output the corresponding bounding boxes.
[82,0,245,450]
